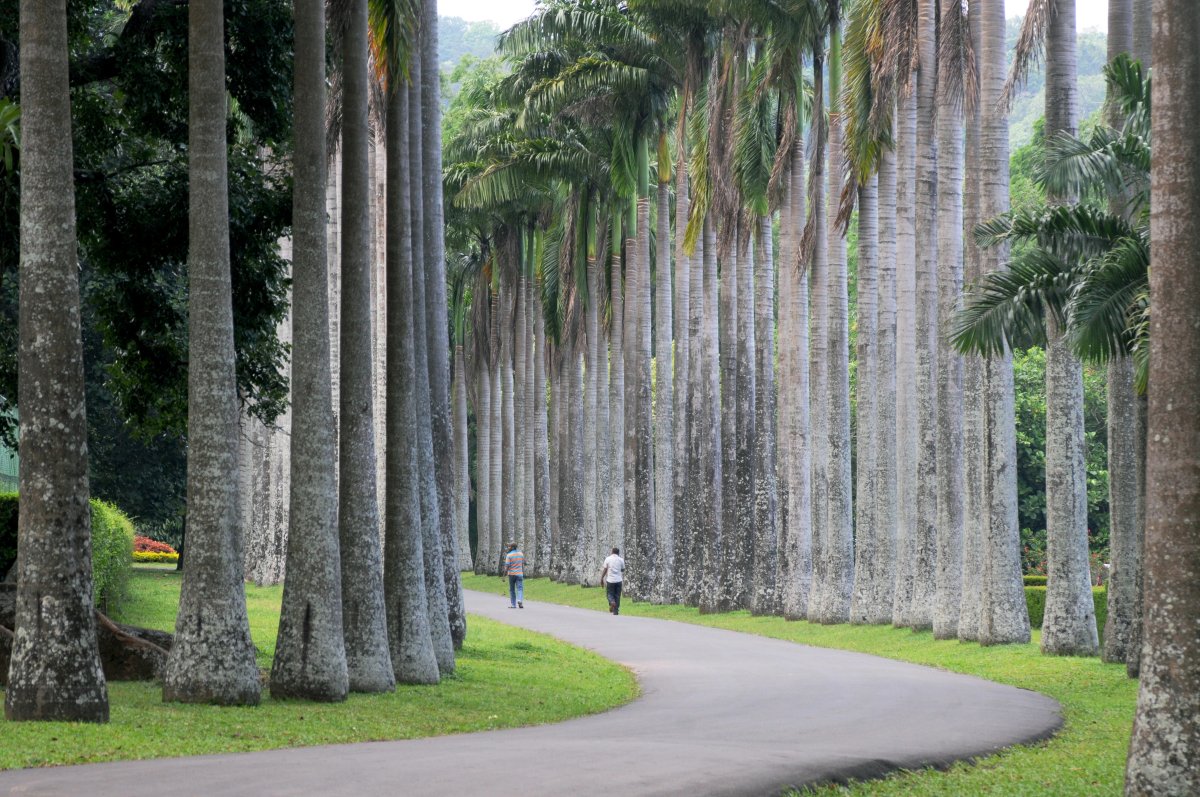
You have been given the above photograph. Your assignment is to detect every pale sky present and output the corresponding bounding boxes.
[439,0,1112,32]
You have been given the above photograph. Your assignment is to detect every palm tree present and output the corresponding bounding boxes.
[270,0,349,702]
[850,171,879,625]
[452,300,471,572]
[580,200,601,586]
[419,0,466,648]
[162,0,261,706]
[975,0,1029,646]
[406,28,455,675]
[5,0,109,722]
[653,144,676,605]
[337,0,395,694]
[1125,3,1200,789]
[381,64,439,685]
[933,0,968,641]
[1101,0,1138,669]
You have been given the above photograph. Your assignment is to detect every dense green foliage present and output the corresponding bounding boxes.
[1025,586,1107,633]
[0,571,637,770]
[0,493,133,610]
[0,0,294,449]
[464,575,1136,797]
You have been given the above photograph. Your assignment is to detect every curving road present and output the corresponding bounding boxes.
[0,590,1061,796]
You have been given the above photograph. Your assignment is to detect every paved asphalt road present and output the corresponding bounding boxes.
[1,589,1061,796]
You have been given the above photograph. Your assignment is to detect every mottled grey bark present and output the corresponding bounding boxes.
[522,274,537,577]
[489,292,504,576]
[1132,0,1151,68]
[327,146,342,431]
[910,0,940,633]
[779,148,813,621]
[751,214,778,616]
[933,13,965,640]
[1041,0,1098,657]
[718,225,740,614]
[959,6,985,643]
[162,0,260,706]
[1125,2,1200,788]
[806,111,830,622]
[335,0,394,695]
[1127,393,1146,677]
[814,57,854,625]
[978,0,1030,647]
[382,83,439,686]
[566,351,585,584]
[850,175,880,625]
[1101,0,1137,667]
[533,295,552,574]
[269,0,349,702]
[671,157,691,607]
[868,146,898,624]
[475,343,491,574]
[513,275,529,570]
[608,245,626,563]
[594,275,612,570]
[453,348,471,571]
[419,0,465,650]
[734,226,757,613]
[547,349,560,576]
[6,0,109,723]
[697,217,724,615]
[628,192,656,601]
[579,254,600,585]
[682,213,709,607]
[407,43,454,675]
[653,177,675,605]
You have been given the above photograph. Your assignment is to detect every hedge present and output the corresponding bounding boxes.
[1023,575,1048,587]
[0,493,135,612]
[133,550,179,564]
[1025,586,1108,636]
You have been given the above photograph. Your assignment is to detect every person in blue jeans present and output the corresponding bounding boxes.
[502,541,525,608]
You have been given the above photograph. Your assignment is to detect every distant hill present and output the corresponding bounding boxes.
[439,16,502,73]
[1006,16,1108,146]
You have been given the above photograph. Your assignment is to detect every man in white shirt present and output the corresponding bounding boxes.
[600,547,625,615]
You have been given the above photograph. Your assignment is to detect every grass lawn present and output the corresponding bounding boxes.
[0,570,636,771]
[462,574,1136,796]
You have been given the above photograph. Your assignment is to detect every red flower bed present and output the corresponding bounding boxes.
[134,535,177,555]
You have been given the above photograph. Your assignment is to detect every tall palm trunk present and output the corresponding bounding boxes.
[1125,1,1200,788]
[334,0,394,694]
[780,145,813,621]
[580,242,600,585]
[870,147,898,624]
[718,223,740,613]
[523,271,537,575]
[933,2,966,640]
[735,225,758,613]
[161,0,260,706]
[382,83,439,686]
[892,88,919,629]
[1100,0,1137,666]
[683,213,709,607]
[408,39,454,673]
[548,345,560,575]
[594,272,612,568]
[806,77,830,622]
[630,151,657,601]
[501,273,517,580]
[751,214,778,615]
[567,350,586,582]
[419,0,464,648]
[958,4,985,642]
[697,216,725,614]
[513,272,529,569]
[910,0,940,633]
[653,173,675,604]
[270,0,349,701]
[6,0,108,722]
[489,292,504,575]
[672,153,691,606]
[978,0,1030,646]
[609,222,626,564]
[476,337,492,574]
[453,347,470,570]
[850,175,880,625]
[1040,0,1098,657]
[534,288,552,574]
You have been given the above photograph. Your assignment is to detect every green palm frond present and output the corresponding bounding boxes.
[1067,230,1149,363]
[1039,127,1150,201]
[973,204,1136,263]
[367,0,417,85]
[951,247,1073,357]
[0,98,19,173]
[734,54,777,215]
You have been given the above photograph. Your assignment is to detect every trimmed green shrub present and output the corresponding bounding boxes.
[1025,585,1107,638]
[0,493,135,612]
[133,550,179,564]
[1024,575,1049,587]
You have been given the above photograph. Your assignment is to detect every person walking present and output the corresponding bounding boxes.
[600,547,625,615]
[503,542,525,608]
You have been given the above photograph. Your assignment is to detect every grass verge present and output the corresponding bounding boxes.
[0,570,636,771]
[462,574,1135,796]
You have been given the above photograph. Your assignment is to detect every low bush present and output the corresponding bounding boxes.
[133,550,179,564]
[1025,586,1107,634]
[1023,575,1048,587]
[134,536,177,555]
[0,493,135,611]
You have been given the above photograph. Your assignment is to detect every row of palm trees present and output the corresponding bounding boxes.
[7,0,465,717]
[447,0,1197,790]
